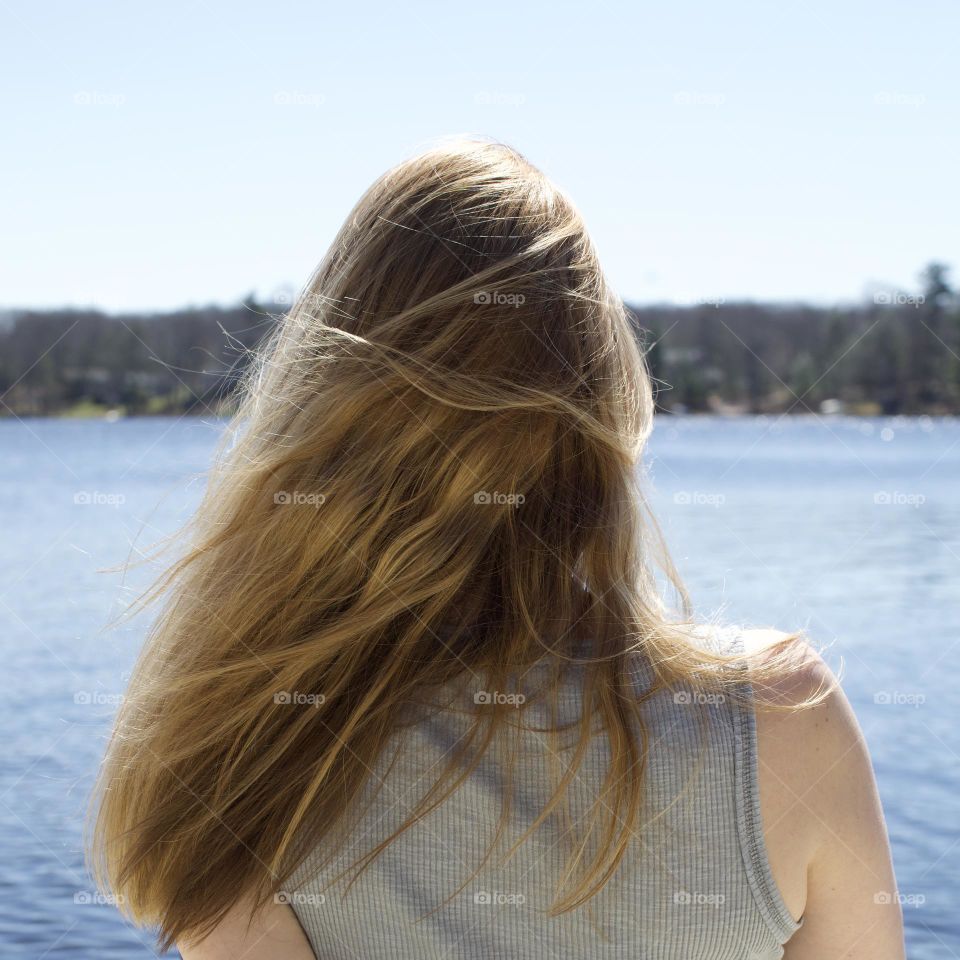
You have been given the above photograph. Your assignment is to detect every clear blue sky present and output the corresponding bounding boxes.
[1,0,957,312]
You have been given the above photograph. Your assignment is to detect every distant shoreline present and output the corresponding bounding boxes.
[4,289,958,418]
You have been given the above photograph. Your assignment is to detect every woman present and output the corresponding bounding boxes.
[91,139,904,959]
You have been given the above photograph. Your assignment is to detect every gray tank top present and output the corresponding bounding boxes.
[288,628,801,958]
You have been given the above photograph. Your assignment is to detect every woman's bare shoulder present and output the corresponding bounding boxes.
[177,891,316,960]
[741,629,905,959]
[742,629,872,811]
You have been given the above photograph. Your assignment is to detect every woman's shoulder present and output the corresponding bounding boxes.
[740,627,848,772]
[737,628,831,916]
[741,627,851,861]
[742,629,904,957]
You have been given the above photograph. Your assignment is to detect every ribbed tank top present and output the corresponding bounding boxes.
[288,628,802,958]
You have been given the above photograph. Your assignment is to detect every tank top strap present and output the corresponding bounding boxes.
[723,628,804,943]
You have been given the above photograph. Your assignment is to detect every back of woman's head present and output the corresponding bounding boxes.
[90,139,710,951]
[245,138,657,663]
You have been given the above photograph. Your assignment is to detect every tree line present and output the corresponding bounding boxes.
[1,264,957,417]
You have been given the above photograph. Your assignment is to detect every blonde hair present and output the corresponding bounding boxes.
[90,138,803,950]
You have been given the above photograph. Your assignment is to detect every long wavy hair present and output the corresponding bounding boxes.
[90,138,802,950]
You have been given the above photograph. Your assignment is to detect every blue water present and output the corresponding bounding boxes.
[0,415,957,958]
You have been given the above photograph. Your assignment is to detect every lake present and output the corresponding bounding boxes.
[0,415,957,958]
